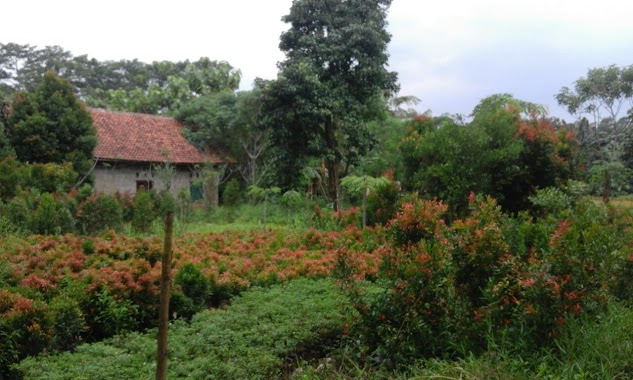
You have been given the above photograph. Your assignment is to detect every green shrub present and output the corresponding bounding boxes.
[47,294,86,351]
[528,186,573,215]
[614,256,633,304]
[87,289,139,339]
[30,192,74,235]
[0,157,25,201]
[114,192,135,222]
[3,193,32,233]
[366,177,400,226]
[26,162,77,194]
[172,263,211,319]
[222,178,242,222]
[341,196,467,364]
[339,194,630,366]
[76,193,123,234]
[81,238,96,255]
[222,178,242,207]
[131,190,156,234]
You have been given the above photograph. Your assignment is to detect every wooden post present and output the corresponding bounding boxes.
[156,211,174,380]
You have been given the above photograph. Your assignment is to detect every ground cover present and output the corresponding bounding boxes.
[15,279,352,379]
[0,225,384,377]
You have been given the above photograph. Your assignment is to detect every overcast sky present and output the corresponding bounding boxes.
[3,0,633,120]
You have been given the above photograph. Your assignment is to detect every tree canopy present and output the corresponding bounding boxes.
[557,65,633,201]
[400,95,578,217]
[262,0,399,207]
[5,71,97,178]
[0,43,241,114]
[176,88,271,187]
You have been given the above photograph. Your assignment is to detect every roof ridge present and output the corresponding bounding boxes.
[88,107,177,121]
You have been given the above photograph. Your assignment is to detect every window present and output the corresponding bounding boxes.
[136,180,154,192]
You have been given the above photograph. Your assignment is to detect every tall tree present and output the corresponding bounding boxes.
[263,0,399,208]
[0,93,14,159]
[556,65,633,152]
[556,65,633,201]
[0,43,36,93]
[6,71,97,179]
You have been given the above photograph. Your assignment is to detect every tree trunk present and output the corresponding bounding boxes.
[324,117,342,211]
[362,188,367,228]
[602,170,611,204]
[156,211,174,380]
[326,159,342,211]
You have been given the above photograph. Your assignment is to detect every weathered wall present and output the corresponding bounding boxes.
[93,162,217,206]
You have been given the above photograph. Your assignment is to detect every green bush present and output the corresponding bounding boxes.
[86,289,139,340]
[339,194,631,366]
[131,190,156,234]
[114,192,135,222]
[47,294,86,351]
[222,178,242,207]
[341,196,467,364]
[3,193,32,233]
[26,162,77,194]
[172,263,211,319]
[0,157,25,201]
[366,177,400,226]
[76,193,123,234]
[222,178,242,222]
[30,192,74,235]
[528,186,573,215]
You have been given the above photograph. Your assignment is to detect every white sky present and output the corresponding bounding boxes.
[3,0,633,120]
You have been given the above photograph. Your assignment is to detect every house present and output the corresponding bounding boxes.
[90,108,225,204]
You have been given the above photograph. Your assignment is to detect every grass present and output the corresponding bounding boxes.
[121,203,316,237]
[290,302,633,380]
[608,195,633,210]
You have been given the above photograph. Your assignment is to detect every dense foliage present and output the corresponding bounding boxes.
[557,65,633,202]
[5,71,96,178]
[1,195,632,378]
[400,95,578,217]
[262,0,398,204]
[337,192,633,367]
[1,21,633,380]
[176,88,271,187]
[0,43,241,115]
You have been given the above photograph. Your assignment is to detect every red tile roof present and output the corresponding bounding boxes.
[90,109,224,164]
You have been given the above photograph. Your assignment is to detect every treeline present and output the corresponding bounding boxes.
[0,42,241,114]
[1,6,633,226]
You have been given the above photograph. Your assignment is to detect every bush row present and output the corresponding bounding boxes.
[0,183,169,236]
[338,193,633,366]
